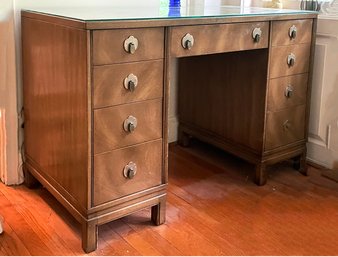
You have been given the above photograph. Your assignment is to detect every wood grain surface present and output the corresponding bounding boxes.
[93,28,164,65]
[94,99,162,154]
[269,44,311,78]
[93,60,164,108]
[272,19,313,46]
[170,22,269,57]
[94,139,162,206]
[265,105,306,150]
[268,73,308,112]
[1,142,338,256]
[22,17,89,209]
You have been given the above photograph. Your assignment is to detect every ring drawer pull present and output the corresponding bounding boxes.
[285,85,294,98]
[124,74,138,92]
[182,33,194,50]
[123,162,137,179]
[287,53,296,67]
[124,36,139,54]
[123,115,138,133]
[283,120,291,130]
[252,27,262,43]
[289,25,297,39]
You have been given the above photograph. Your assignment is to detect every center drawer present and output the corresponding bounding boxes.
[93,139,163,206]
[170,22,269,57]
[94,99,162,154]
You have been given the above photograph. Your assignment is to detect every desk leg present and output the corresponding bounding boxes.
[255,163,267,186]
[293,152,308,176]
[151,197,166,225]
[82,221,98,253]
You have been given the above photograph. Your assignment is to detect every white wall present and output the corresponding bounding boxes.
[0,0,22,185]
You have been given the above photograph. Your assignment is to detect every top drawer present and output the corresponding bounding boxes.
[272,19,313,46]
[170,22,269,57]
[93,28,164,65]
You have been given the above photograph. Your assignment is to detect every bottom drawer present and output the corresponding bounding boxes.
[265,105,306,150]
[93,139,163,206]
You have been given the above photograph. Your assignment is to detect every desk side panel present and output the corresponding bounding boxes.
[22,17,89,212]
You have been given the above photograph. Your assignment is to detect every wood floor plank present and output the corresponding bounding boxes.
[1,140,338,255]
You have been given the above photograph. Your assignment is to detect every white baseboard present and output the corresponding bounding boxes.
[168,116,179,143]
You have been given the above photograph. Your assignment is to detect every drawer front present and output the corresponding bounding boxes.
[94,99,162,154]
[93,60,163,108]
[170,22,269,57]
[269,44,311,79]
[268,74,308,112]
[265,105,306,150]
[272,19,313,46]
[93,139,162,206]
[93,27,164,65]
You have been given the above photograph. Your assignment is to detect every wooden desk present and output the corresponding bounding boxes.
[21,6,317,252]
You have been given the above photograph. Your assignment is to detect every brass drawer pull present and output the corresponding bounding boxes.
[123,161,137,179]
[124,36,139,54]
[252,27,262,43]
[124,73,138,92]
[283,120,291,130]
[285,85,294,98]
[123,115,138,133]
[287,53,296,67]
[289,25,297,39]
[182,33,194,50]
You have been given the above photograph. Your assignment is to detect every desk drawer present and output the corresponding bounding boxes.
[272,19,313,46]
[170,22,269,57]
[269,44,311,79]
[94,99,162,154]
[265,105,306,150]
[268,74,308,112]
[93,60,163,108]
[93,139,162,206]
[93,27,164,65]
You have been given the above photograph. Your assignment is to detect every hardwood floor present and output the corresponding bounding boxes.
[1,140,338,255]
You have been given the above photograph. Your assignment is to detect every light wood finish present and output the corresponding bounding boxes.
[93,28,164,65]
[94,99,162,154]
[4,143,338,255]
[272,19,313,46]
[178,50,268,152]
[94,140,162,206]
[93,60,164,108]
[170,22,269,57]
[265,105,306,150]
[269,44,311,78]
[22,10,317,253]
[22,17,89,211]
[268,74,308,111]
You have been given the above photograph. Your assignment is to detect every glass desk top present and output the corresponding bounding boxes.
[24,5,317,22]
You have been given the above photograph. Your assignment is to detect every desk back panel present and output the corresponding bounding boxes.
[178,50,268,153]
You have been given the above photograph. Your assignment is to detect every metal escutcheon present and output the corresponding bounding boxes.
[252,27,262,43]
[123,115,138,133]
[124,74,138,91]
[283,120,291,130]
[182,33,194,50]
[124,36,139,54]
[285,85,294,98]
[289,25,297,39]
[123,162,137,179]
[287,53,296,67]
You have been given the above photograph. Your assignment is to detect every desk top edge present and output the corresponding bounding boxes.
[21,8,318,30]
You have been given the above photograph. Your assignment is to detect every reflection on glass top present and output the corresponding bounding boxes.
[26,5,317,21]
